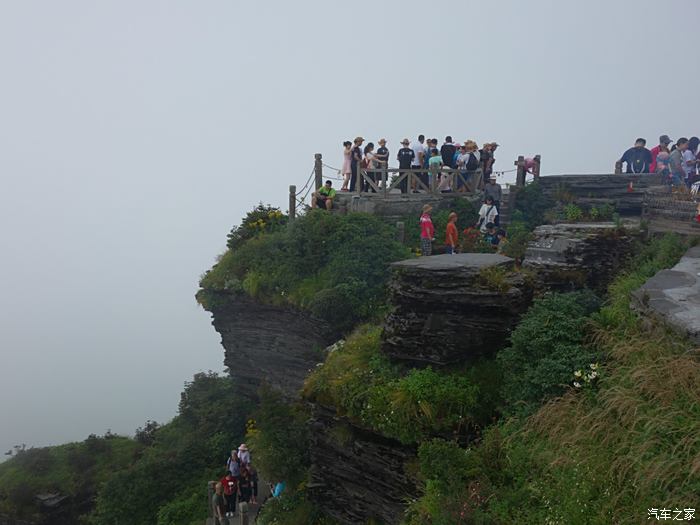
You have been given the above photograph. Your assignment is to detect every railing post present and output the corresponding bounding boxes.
[396,221,405,244]
[207,481,215,520]
[515,156,526,187]
[614,160,622,174]
[533,154,541,180]
[314,153,323,190]
[383,167,388,197]
[289,185,296,220]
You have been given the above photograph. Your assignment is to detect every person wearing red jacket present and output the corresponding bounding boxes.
[420,204,435,256]
[445,212,459,254]
[220,471,238,517]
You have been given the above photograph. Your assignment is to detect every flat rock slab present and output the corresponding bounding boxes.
[392,252,512,271]
[382,253,532,365]
[632,246,700,343]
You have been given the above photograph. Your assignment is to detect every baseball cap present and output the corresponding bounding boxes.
[659,134,672,144]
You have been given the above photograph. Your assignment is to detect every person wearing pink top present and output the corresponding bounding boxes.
[420,204,435,256]
[650,134,672,174]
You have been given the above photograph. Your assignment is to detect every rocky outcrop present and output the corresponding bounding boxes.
[205,292,335,399]
[523,222,639,293]
[382,253,532,365]
[537,174,662,215]
[632,246,700,343]
[308,405,419,525]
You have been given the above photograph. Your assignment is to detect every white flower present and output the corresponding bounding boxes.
[574,370,582,378]
[590,363,598,370]
[590,371,598,379]
[573,381,582,388]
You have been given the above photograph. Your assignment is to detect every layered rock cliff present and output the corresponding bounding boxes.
[382,253,533,365]
[204,291,335,399]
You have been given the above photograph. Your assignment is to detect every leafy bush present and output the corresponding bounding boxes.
[201,211,410,334]
[257,491,336,525]
[563,203,583,221]
[246,389,310,487]
[500,220,532,261]
[226,203,288,250]
[304,326,490,444]
[497,290,601,414]
[511,182,554,229]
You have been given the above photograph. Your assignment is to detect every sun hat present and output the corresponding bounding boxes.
[239,443,248,451]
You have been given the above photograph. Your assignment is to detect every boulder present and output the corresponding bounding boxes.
[631,246,700,343]
[204,292,335,399]
[382,253,532,365]
[308,405,419,525]
[523,222,639,293]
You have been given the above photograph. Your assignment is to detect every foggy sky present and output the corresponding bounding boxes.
[1,0,699,457]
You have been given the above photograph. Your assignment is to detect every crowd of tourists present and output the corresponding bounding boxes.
[618,134,700,190]
[338,135,499,194]
[418,193,506,257]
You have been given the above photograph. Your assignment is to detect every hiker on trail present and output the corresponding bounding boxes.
[445,212,459,254]
[397,138,415,194]
[376,138,390,185]
[213,482,226,525]
[341,141,352,191]
[227,450,241,479]
[237,443,250,466]
[650,134,673,174]
[238,467,253,504]
[311,180,336,210]
[270,480,286,498]
[477,196,499,233]
[349,136,364,192]
[221,471,238,517]
[441,136,457,168]
[411,135,427,192]
[619,138,652,173]
[420,204,435,256]
[669,138,689,190]
[484,175,502,225]
[247,463,259,505]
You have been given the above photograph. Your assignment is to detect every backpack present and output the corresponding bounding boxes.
[466,152,479,171]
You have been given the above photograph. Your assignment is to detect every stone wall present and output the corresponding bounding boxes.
[537,174,662,215]
[308,405,419,525]
[382,253,532,365]
[205,292,335,399]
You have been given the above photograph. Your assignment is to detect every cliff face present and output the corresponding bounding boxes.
[308,405,419,525]
[382,253,533,365]
[205,292,335,399]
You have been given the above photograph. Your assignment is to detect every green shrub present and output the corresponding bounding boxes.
[201,211,410,334]
[563,203,583,221]
[156,489,206,525]
[498,290,601,414]
[500,220,532,261]
[304,326,487,444]
[246,389,310,487]
[512,182,554,229]
[226,203,287,250]
[257,491,337,525]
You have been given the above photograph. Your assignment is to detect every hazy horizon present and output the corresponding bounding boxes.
[1,0,699,457]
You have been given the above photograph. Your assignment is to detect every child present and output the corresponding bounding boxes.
[420,204,435,256]
[496,229,508,254]
[445,212,458,254]
[484,223,498,245]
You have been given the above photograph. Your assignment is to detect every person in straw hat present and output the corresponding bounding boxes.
[237,443,251,466]
[420,204,435,256]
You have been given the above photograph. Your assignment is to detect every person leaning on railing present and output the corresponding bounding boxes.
[312,180,337,210]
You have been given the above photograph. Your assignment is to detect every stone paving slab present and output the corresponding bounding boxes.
[632,246,700,343]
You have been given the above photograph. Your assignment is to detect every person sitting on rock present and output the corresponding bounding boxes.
[312,180,336,210]
[477,196,499,233]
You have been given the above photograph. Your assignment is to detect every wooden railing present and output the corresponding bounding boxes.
[352,166,484,196]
